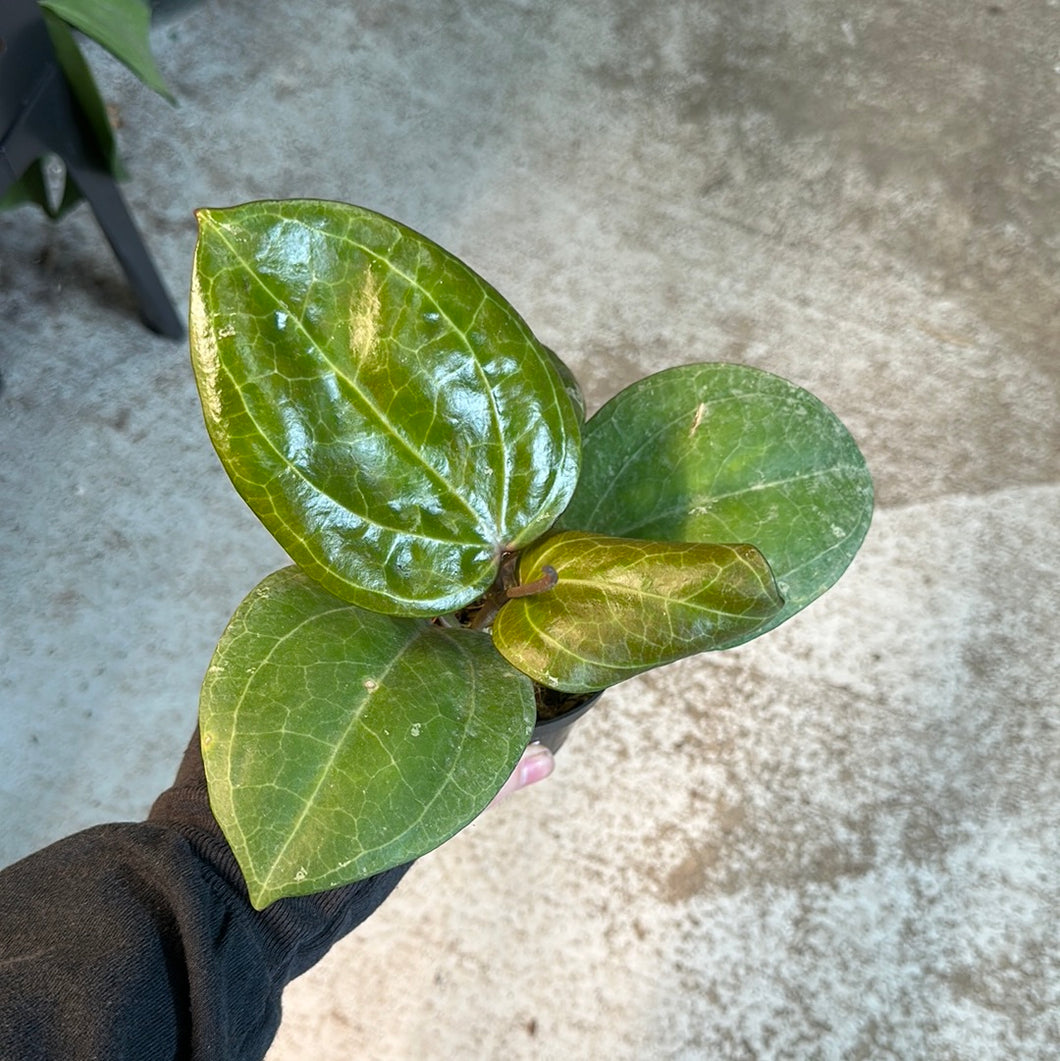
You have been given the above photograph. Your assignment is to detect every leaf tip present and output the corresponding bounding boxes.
[246,882,274,911]
[193,206,230,236]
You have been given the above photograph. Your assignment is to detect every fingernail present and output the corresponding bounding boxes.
[518,744,555,787]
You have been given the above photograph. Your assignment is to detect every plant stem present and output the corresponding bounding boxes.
[505,565,558,598]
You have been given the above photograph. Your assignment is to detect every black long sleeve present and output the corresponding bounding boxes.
[0,734,412,1060]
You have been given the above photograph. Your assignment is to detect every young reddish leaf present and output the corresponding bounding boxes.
[492,531,783,692]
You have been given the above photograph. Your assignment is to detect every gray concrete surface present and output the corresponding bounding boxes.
[1,1,1057,1057]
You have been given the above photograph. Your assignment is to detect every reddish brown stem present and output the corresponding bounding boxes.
[505,565,559,599]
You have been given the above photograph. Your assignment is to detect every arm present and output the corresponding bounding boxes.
[0,733,411,1061]
[0,733,552,1060]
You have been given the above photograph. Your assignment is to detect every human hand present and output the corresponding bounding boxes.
[487,743,555,807]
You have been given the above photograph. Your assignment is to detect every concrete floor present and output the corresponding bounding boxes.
[1,0,1058,1056]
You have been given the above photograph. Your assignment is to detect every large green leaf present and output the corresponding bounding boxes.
[40,0,175,102]
[190,200,581,616]
[200,566,536,909]
[558,363,873,639]
[492,531,783,692]
[542,345,586,423]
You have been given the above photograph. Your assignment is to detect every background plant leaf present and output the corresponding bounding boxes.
[558,363,873,640]
[39,0,175,102]
[2,11,127,218]
[190,200,581,617]
[42,9,124,179]
[0,159,55,217]
[200,566,536,909]
[492,531,783,692]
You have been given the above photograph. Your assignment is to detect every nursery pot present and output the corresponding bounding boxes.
[530,691,602,754]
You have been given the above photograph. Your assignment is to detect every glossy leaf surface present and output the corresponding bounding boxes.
[190,200,581,616]
[200,567,536,909]
[542,345,586,423]
[493,531,783,692]
[558,363,873,639]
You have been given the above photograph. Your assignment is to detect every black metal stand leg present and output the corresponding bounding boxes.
[1,0,184,339]
[65,161,184,338]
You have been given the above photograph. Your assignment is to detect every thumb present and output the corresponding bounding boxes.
[488,743,555,807]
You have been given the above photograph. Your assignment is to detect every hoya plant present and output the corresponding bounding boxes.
[190,199,873,909]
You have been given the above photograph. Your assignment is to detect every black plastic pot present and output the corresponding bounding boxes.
[530,691,602,754]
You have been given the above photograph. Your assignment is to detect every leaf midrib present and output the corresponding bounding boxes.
[214,358,483,549]
[520,574,777,619]
[249,607,423,894]
[338,227,514,534]
[577,388,766,526]
[612,466,853,538]
[204,217,496,537]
